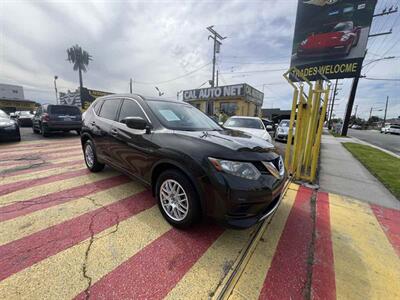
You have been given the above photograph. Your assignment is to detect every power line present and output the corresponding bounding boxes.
[220,68,287,75]
[363,77,400,81]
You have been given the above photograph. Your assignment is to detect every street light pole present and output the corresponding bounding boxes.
[54,76,58,104]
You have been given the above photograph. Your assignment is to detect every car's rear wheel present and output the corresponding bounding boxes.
[83,140,105,172]
[41,124,49,137]
[156,170,200,228]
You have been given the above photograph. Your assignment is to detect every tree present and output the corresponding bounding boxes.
[66,44,92,103]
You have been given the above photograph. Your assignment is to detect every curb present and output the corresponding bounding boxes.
[349,137,400,159]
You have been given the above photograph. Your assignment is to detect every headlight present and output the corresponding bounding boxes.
[277,127,283,133]
[0,121,15,128]
[209,157,261,180]
[340,34,350,42]
[262,132,272,142]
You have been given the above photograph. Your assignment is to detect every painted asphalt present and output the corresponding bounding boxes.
[0,138,399,299]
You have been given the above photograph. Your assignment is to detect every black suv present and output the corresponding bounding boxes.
[81,94,286,229]
[33,104,82,136]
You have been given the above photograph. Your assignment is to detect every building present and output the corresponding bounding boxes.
[0,83,38,113]
[262,108,292,123]
[183,83,263,117]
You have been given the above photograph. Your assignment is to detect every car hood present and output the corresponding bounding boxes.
[303,31,349,48]
[223,126,267,139]
[165,129,278,162]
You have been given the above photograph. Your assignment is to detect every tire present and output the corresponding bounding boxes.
[156,169,200,228]
[41,124,49,137]
[32,126,39,134]
[83,140,105,172]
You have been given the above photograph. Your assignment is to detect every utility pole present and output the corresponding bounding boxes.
[369,107,373,120]
[216,70,219,87]
[328,79,338,129]
[382,96,389,127]
[207,26,226,115]
[342,5,397,136]
[354,105,358,119]
[130,78,133,93]
[54,76,59,104]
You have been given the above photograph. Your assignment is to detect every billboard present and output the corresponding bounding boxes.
[290,0,377,81]
[59,88,112,109]
[183,83,264,106]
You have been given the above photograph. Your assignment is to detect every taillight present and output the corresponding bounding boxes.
[42,113,50,121]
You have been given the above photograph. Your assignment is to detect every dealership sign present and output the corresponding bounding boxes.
[290,0,377,80]
[60,88,112,109]
[183,84,263,105]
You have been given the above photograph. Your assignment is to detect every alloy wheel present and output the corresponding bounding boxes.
[85,144,95,168]
[159,179,189,221]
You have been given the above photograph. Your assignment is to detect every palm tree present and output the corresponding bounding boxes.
[66,44,92,103]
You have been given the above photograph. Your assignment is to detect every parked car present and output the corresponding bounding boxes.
[223,116,272,143]
[275,119,295,142]
[261,118,276,135]
[381,124,400,135]
[297,21,361,58]
[32,104,82,137]
[16,111,34,127]
[81,95,286,229]
[351,124,362,129]
[0,109,21,142]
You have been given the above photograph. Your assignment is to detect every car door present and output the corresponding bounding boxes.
[94,98,122,163]
[110,98,155,180]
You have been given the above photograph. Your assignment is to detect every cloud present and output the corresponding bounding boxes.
[0,0,398,119]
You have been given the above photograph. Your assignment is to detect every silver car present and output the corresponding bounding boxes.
[275,119,295,142]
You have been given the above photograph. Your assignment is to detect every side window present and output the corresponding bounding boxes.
[118,99,146,122]
[99,99,121,120]
[93,100,103,115]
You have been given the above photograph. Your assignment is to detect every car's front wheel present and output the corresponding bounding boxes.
[156,170,200,228]
[83,140,105,172]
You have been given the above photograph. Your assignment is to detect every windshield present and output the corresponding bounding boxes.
[0,110,9,119]
[225,118,264,129]
[333,22,352,31]
[147,100,221,131]
[19,111,32,116]
[279,120,290,127]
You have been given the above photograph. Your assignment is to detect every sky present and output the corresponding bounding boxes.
[1,0,399,119]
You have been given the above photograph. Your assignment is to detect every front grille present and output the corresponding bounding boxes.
[253,157,283,176]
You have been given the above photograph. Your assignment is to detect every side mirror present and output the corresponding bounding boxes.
[121,117,149,131]
[219,122,224,126]
[266,125,273,130]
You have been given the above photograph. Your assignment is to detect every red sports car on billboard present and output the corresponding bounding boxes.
[297,21,361,58]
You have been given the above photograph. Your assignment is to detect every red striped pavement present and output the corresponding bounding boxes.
[0,166,88,197]
[0,175,130,222]
[0,140,80,152]
[259,186,314,300]
[2,158,83,177]
[0,190,154,281]
[371,204,400,257]
[0,145,81,160]
[0,150,82,167]
[74,224,224,300]
[311,191,336,300]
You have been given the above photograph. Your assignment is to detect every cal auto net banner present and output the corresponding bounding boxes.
[290,0,377,81]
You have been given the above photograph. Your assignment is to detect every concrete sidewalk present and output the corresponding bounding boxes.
[319,131,400,210]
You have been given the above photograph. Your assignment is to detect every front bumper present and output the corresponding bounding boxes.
[275,133,289,141]
[203,168,287,229]
[0,126,20,142]
[297,44,350,58]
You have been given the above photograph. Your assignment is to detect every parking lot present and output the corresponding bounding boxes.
[0,135,399,299]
